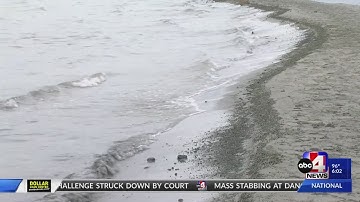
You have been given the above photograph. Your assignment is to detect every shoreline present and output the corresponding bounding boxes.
[99,109,231,202]
[203,0,360,201]
[94,2,306,202]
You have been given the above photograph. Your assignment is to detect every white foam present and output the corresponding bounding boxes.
[3,99,18,109]
[314,0,360,5]
[71,73,106,88]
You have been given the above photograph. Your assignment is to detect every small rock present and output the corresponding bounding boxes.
[325,123,335,128]
[312,122,325,128]
[175,173,178,176]
[147,157,156,163]
[204,100,207,103]
[178,199,184,202]
[177,155,188,162]
[144,166,150,169]
[167,168,172,171]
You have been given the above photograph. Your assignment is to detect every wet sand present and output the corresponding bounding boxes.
[203,0,360,201]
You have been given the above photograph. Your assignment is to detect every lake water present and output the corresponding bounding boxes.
[314,0,360,5]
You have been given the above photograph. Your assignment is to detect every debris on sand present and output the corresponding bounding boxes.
[177,155,188,162]
[147,157,155,163]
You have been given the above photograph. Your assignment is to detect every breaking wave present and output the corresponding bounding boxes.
[0,73,106,110]
[62,73,106,88]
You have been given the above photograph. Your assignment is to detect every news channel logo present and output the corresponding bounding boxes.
[298,151,329,179]
[196,181,207,191]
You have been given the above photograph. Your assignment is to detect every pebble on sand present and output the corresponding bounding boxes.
[147,157,156,163]
[177,155,188,162]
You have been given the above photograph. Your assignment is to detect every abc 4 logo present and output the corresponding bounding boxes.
[298,151,328,173]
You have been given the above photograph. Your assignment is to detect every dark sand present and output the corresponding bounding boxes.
[200,0,360,201]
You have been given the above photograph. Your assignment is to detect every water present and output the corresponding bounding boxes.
[0,0,303,201]
[314,0,360,5]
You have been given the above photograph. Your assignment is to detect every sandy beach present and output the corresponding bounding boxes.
[201,0,360,201]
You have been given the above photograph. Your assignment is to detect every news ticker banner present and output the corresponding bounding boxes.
[297,151,352,192]
[0,151,352,193]
[0,178,350,193]
[0,179,303,193]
